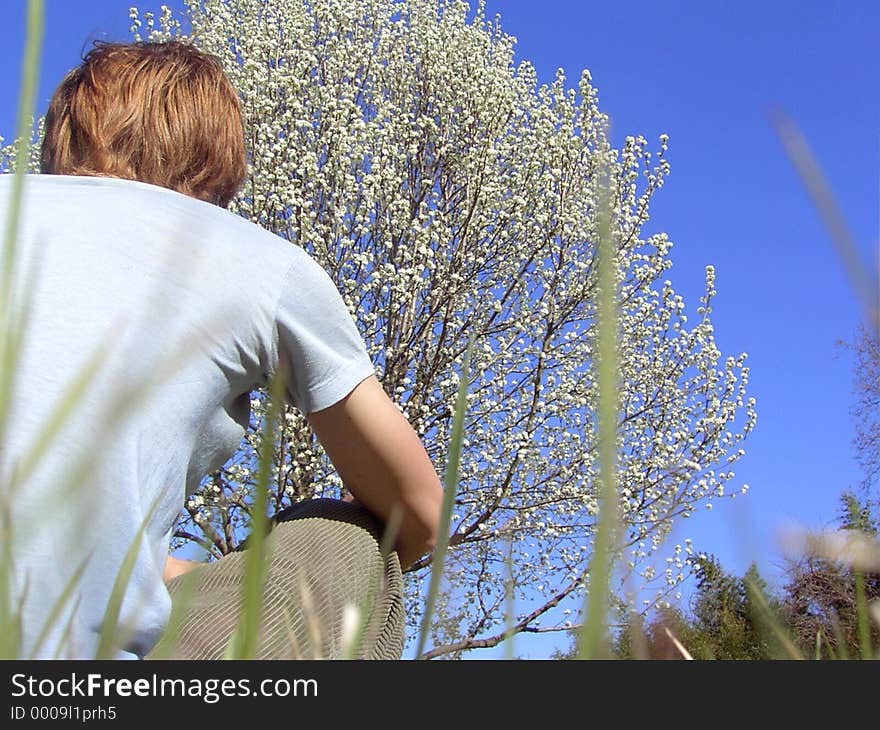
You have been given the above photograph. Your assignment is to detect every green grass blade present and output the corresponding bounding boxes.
[1,0,42,288]
[0,0,43,454]
[0,294,28,467]
[0,566,26,659]
[95,494,162,659]
[227,367,285,660]
[769,109,879,335]
[745,573,803,660]
[820,629,838,661]
[0,502,15,657]
[143,568,201,660]
[51,594,83,659]
[28,555,91,659]
[503,533,515,660]
[0,2,42,658]
[578,152,619,660]
[416,332,476,660]
[854,569,871,660]
[830,614,849,660]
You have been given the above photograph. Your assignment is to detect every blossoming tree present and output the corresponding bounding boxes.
[2,0,757,658]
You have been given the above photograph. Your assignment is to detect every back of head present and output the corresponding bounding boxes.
[40,40,246,208]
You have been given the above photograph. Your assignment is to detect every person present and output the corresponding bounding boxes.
[0,39,442,659]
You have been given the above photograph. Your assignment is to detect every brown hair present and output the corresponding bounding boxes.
[41,40,246,208]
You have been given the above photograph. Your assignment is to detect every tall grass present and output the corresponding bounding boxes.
[577,149,619,660]
[770,110,879,661]
[770,109,879,338]
[415,333,476,659]
[0,0,43,661]
[222,367,284,660]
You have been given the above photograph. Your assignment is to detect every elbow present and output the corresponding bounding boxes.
[400,477,443,569]
[421,492,442,557]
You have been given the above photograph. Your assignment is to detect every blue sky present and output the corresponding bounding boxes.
[1,1,877,658]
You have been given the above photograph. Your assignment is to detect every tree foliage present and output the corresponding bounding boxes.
[126,0,755,657]
[554,493,880,660]
[783,493,880,658]
[607,556,778,660]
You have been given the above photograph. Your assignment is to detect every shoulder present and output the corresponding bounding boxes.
[7,173,294,257]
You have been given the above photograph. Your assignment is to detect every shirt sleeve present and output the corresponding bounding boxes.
[273,250,375,414]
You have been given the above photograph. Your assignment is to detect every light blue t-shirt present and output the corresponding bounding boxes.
[0,174,375,658]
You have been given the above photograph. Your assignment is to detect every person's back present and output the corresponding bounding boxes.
[0,173,379,657]
[1,39,443,659]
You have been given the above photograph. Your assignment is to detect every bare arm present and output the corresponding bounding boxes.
[306,374,444,569]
